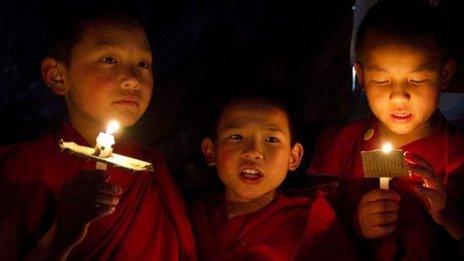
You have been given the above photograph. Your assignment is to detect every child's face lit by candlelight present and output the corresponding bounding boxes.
[202,102,303,203]
[43,19,153,133]
[355,37,455,138]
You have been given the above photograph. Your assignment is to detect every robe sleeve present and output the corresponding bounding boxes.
[0,142,57,259]
[141,147,197,261]
[294,196,358,260]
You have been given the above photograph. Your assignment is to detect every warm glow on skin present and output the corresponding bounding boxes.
[45,19,153,145]
[355,36,455,147]
[202,101,303,218]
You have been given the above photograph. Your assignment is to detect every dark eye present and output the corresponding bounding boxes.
[230,134,242,140]
[138,61,151,69]
[265,137,280,143]
[101,57,117,64]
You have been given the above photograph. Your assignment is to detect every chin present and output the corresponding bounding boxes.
[115,113,142,127]
[386,123,416,135]
[238,191,265,201]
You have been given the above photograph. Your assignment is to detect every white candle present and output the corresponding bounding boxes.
[380,142,393,190]
[95,120,120,170]
[379,177,391,190]
[95,132,116,158]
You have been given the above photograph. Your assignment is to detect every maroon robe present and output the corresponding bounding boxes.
[191,193,356,260]
[309,115,464,260]
[0,124,196,260]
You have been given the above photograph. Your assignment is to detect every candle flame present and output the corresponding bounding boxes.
[381,142,393,153]
[106,120,120,135]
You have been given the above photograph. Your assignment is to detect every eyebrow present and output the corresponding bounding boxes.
[411,63,438,72]
[366,63,437,73]
[93,39,151,53]
[222,123,285,133]
[365,64,386,72]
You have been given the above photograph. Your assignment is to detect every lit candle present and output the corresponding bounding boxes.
[94,120,120,170]
[361,142,408,190]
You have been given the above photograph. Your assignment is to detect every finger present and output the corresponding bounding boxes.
[74,182,123,196]
[412,185,445,211]
[364,200,400,215]
[404,152,434,172]
[94,183,123,196]
[67,170,109,186]
[72,205,116,224]
[94,194,120,206]
[366,225,396,239]
[368,213,398,226]
[362,189,401,203]
[62,192,121,210]
[59,183,122,204]
[408,164,442,189]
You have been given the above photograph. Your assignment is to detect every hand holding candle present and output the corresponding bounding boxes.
[357,188,401,239]
[405,152,447,222]
[55,170,122,249]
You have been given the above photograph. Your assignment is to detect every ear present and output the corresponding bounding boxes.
[41,57,68,95]
[201,138,216,166]
[288,142,304,171]
[354,62,365,88]
[440,59,457,90]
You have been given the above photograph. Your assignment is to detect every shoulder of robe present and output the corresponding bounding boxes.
[1,134,56,182]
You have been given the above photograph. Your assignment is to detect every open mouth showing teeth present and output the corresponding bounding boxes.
[391,113,411,120]
[240,169,264,183]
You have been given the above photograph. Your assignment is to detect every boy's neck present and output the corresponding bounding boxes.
[378,120,435,148]
[70,120,106,146]
[225,190,275,219]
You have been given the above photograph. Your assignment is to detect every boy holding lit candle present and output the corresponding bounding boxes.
[0,4,196,260]
[309,1,464,260]
[192,96,356,260]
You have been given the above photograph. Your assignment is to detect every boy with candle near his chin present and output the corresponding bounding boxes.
[309,0,464,260]
[192,95,356,260]
[0,4,196,260]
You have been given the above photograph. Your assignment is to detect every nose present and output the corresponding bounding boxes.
[242,139,263,160]
[120,66,141,90]
[389,82,410,103]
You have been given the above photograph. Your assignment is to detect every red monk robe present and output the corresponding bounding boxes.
[0,123,196,260]
[191,192,356,261]
[309,114,464,260]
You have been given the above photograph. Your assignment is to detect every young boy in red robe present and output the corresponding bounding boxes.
[192,96,355,260]
[309,1,464,260]
[0,6,196,260]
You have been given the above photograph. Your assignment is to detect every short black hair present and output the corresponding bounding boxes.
[45,2,147,65]
[355,0,451,62]
[208,94,298,146]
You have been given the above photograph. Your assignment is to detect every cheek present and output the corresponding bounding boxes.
[266,148,291,167]
[414,89,440,113]
[72,65,115,90]
[364,85,383,99]
[140,80,153,106]
[365,88,387,112]
[215,146,239,169]
[140,70,154,86]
